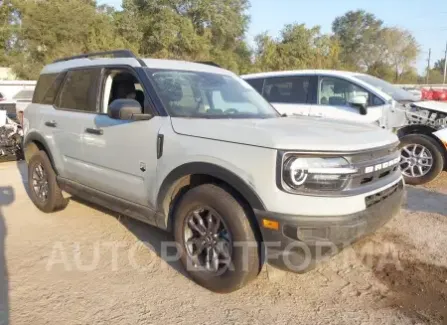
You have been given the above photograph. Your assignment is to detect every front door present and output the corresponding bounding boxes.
[309,76,383,124]
[79,67,163,208]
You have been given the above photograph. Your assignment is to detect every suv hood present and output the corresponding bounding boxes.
[171,116,398,151]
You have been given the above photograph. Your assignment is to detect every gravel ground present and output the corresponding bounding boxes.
[0,161,446,325]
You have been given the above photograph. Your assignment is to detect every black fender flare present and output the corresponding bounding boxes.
[156,162,266,228]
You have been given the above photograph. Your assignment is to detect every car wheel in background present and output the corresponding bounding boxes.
[399,134,445,185]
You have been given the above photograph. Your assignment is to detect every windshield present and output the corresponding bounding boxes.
[147,69,279,118]
[355,74,416,102]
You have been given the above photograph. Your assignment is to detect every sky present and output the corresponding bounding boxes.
[100,0,447,73]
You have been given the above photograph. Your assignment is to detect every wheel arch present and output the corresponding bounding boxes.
[23,132,57,171]
[155,162,266,232]
[397,125,447,158]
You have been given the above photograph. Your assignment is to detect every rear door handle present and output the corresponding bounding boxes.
[85,127,103,135]
[45,120,57,127]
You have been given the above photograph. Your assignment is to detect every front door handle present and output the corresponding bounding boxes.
[45,120,57,127]
[85,127,103,135]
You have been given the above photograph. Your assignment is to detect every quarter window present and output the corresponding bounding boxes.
[263,76,310,104]
[56,69,100,112]
[372,95,385,106]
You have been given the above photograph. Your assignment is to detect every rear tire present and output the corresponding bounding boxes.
[173,184,260,293]
[399,134,445,185]
[28,150,68,212]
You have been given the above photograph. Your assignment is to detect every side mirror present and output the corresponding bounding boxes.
[108,99,152,120]
[348,95,368,115]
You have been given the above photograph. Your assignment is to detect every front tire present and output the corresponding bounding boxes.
[28,150,68,212]
[174,184,260,293]
[399,134,445,185]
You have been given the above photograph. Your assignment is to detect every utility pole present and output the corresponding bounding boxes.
[443,41,447,85]
[426,48,431,85]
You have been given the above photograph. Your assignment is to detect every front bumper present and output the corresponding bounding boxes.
[254,180,404,272]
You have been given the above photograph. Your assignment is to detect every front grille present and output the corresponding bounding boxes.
[345,143,401,190]
[365,181,402,208]
[353,165,399,186]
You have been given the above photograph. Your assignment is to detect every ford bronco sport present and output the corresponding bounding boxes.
[23,50,404,292]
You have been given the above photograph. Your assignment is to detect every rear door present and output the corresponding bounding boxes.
[29,71,96,179]
[49,68,102,180]
[309,75,383,124]
[262,75,315,116]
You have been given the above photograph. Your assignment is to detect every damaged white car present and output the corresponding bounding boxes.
[243,71,447,185]
[0,110,23,162]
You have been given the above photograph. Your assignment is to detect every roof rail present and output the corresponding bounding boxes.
[52,49,147,67]
[196,61,221,68]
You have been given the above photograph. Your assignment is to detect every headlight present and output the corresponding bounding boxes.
[282,156,357,193]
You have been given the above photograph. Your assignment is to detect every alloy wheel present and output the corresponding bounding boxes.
[32,163,49,202]
[183,207,232,274]
[400,144,433,178]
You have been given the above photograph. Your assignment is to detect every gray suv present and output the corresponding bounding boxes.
[23,50,404,292]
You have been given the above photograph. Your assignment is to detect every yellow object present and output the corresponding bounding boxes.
[262,219,279,231]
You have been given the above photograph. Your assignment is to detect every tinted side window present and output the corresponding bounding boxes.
[244,78,264,94]
[56,69,100,112]
[264,76,310,104]
[32,73,64,104]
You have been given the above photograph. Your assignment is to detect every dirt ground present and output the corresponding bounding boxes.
[0,161,446,325]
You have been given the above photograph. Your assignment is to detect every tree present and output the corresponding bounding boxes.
[424,69,444,84]
[253,24,341,72]
[367,62,395,82]
[0,0,19,66]
[252,32,280,71]
[0,2,423,80]
[120,0,252,73]
[332,10,383,70]
[434,58,445,72]
[10,0,131,79]
[398,68,419,84]
[379,27,419,82]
